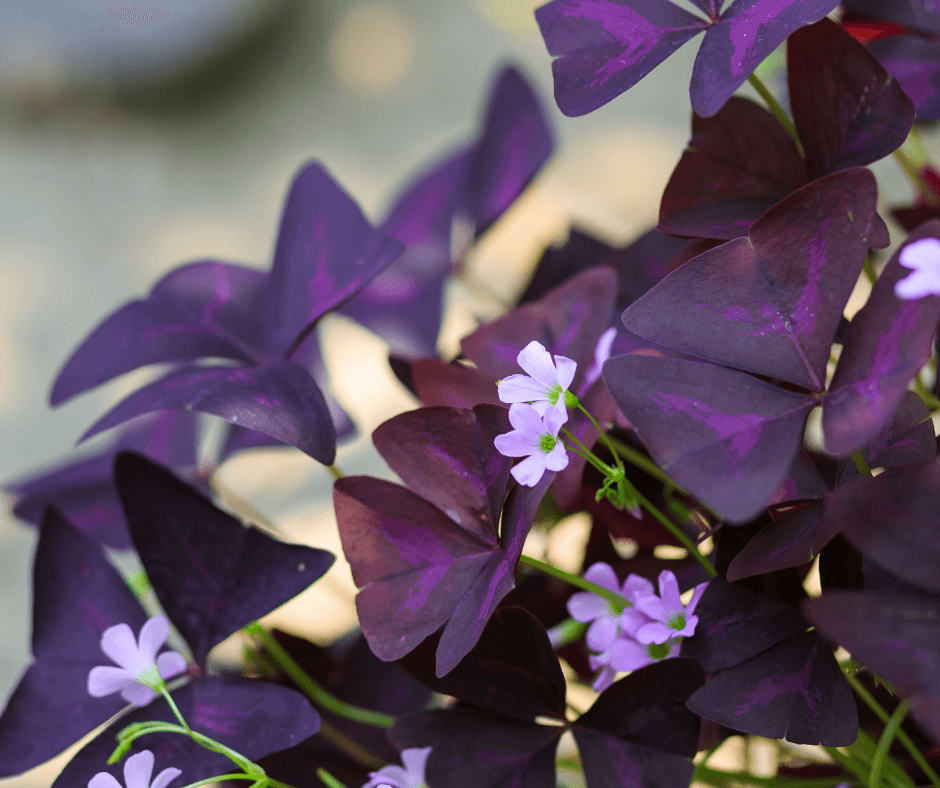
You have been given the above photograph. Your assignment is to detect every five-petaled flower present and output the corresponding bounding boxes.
[494,402,569,486]
[362,746,432,788]
[87,616,187,706]
[497,340,577,415]
[88,750,181,788]
[895,237,940,299]
[634,570,706,645]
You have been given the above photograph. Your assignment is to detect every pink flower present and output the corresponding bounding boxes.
[362,746,432,788]
[497,340,577,415]
[87,617,187,706]
[493,402,569,486]
[88,750,181,788]
[633,571,707,646]
[895,237,940,299]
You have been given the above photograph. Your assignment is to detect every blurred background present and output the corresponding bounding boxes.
[0,1,919,785]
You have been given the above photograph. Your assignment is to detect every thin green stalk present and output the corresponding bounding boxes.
[518,554,630,610]
[561,427,615,476]
[845,672,940,788]
[632,488,717,577]
[894,147,938,206]
[178,775,258,788]
[914,373,940,411]
[576,403,624,473]
[851,451,873,477]
[328,464,345,479]
[317,769,351,788]
[245,623,394,729]
[747,73,803,156]
[695,765,857,788]
[870,700,910,788]
[158,684,192,735]
[863,254,877,287]
[318,721,386,771]
[113,722,259,775]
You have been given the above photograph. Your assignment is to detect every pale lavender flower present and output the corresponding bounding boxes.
[608,607,681,675]
[87,616,187,706]
[362,746,432,788]
[493,402,569,486]
[895,237,940,299]
[88,750,181,788]
[634,571,707,646]
[567,564,654,654]
[581,327,617,392]
[497,340,577,415]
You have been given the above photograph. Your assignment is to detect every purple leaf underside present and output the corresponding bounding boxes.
[869,35,940,121]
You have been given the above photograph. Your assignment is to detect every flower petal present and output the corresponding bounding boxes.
[364,765,411,788]
[635,622,673,645]
[494,429,538,458]
[88,665,135,698]
[498,374,549,404]
[553,354,577,391]
[657,570,682,610]
[150,767,183,788]
[120,682,156,707]
[619,607,650,638]
[591,664,617,693]
[156,651,188,681]
[400,746,432,786]
[543,440,569,472]
[587,616,620,652]
[507,402,544,434]
[675,613,698,638]
[137,617,170,665]
[542,401,568,436]
[623,573,654,602]
[567,590,611,622]
[583,562,619,592]
[516,341,559,386]
[685,582,708,617]
[100,623,140,671]
[609,638,654,673]
[635,594,669,623]
[88,774,123,788]
[510,452,548,486]
[124,750,154,788]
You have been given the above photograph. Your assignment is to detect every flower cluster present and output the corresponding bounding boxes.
[568,565,706,692]
[89,750,180,788]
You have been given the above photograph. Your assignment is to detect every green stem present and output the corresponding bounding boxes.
[632,489,717,577]
[863,254,877,287]
[695,765,857,788]
[158,684,192,735]
[318,721,386,771]
[577,403,624,472]
[560,427,615,476]
[518,554,630,610]
[914,372,940,411]
[328,464,345,479]
[894,147,938,206]
[748,73,804,156]
[245,623,395,729]
[870,700,910,788]
[113,722,260,775]
[317,769,351,788]
[845,672,940,788]
[178,775,258,788]
[851,451,873,477]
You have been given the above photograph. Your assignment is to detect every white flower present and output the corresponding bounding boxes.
[895,237,940,299]
[497,340,577,415]
[87,616,187,706]
[88,750,181,788]
[362,746,432,788]
[633,571,707,646]
[493,402,569,486]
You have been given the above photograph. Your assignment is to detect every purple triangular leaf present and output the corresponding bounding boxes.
[828,459,940,593]
[390,706,563,788]
[51,677,320,788]
[803,591,940,743]
[372,405,512,546]
[690,0,840,118]
[264,162,404,358]
[49,300,252,406]
[602,354,816,522]
[466,65,555,236]
[626,169,886,391]
[535,0,707,117]
[659,97,807,240]
[823,222,940,455]
[114,452,335,664]
[680,577,808,671]
[788,19,915,180]
[0,510,148,777]
[868,35,940,120]
[81,360,337,465]
[685,630,857,745]
[412,357,502,409]
[769,449,830,506]
[397,606,567,721]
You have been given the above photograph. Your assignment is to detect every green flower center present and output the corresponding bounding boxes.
[136,664,163,689]
[669,613,686,631]
[646,641,672,660]
[546,383,563,404]
[538,433,558,454]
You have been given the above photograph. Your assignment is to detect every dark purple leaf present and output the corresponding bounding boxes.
[412,358,502,409]
[788,19,915,180]
[768,449,830,507]
[114,452,335,664]
[602,355,816,522]
[869,35,940,120]
[572,660,704,788]
[0,510,149,777]
[372,405,512,546]
[823,222,940,455]
[685,630,857,745]
[334,460,551,676]
[264,162,404,358]
[659,97,807,240]
[828,458,940,593]
[51,677,320,788]
[680,577,808,671]
[625,169,887,391]
[535,0,707,117]
[391,706,563,788]
[49,300,253,406]
[803,591,940,743]
[81,360,337,465]
[7,412,199,549]
[842,0,940,36]
[397,607,567,721]
[690,0,840,118]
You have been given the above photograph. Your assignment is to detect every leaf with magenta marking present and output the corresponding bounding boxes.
[624,168,888,391]
[114,452,335,664]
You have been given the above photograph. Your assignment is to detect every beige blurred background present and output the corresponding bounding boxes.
[0,1,921,785]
